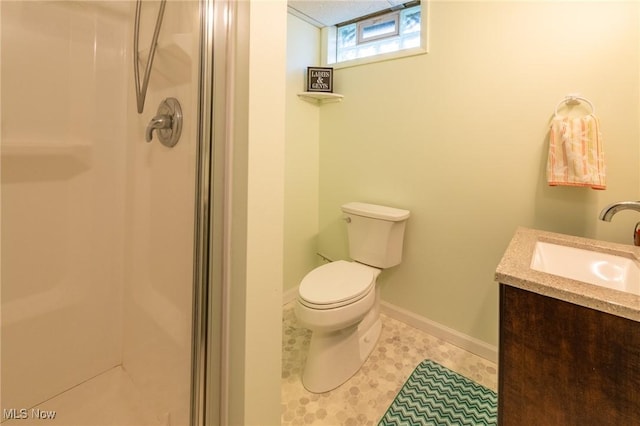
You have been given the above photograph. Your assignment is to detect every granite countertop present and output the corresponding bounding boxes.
[495,227,640,322]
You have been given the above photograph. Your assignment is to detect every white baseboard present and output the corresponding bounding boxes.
[282,286,497,363]
[283,286,299,305]
[380,301,498,363]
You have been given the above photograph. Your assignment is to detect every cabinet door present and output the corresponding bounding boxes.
[499,285,640,426]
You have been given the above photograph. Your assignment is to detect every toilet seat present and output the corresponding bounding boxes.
[298,261,375,309]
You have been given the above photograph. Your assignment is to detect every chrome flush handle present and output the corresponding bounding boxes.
[145,97,182,147]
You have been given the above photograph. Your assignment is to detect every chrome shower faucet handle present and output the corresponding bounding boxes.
[145,97,182,147]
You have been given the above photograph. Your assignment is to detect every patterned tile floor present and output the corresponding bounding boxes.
[281,302,497,426]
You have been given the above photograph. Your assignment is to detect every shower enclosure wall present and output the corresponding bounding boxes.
[1,1,210,424]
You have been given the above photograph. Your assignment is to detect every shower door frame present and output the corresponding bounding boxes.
[191,0,232,425]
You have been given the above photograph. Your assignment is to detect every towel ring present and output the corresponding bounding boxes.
[554,95,595,117]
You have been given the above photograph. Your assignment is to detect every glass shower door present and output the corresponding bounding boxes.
[1,1,206,424]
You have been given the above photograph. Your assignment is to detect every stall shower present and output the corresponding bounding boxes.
[1,1,220,424]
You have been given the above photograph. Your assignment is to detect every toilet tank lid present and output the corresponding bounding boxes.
[341,202,410,221]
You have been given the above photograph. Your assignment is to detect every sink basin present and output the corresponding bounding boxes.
[531,241,640,295]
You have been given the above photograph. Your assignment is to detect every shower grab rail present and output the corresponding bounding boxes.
[134,0,167,114]
[554,94,595,117]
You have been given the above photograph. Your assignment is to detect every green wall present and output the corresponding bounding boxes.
[284,14,321,295]
[287,1,640,347]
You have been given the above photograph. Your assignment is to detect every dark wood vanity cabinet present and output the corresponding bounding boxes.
[498,284,640,425]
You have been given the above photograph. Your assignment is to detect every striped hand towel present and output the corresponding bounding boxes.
[547,114,606,190]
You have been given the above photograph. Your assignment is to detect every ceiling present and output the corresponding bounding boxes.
[287,0,407,27]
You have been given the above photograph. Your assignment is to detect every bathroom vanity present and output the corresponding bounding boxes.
[495,228,640,425]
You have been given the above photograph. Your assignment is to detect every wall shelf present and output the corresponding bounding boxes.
[137,33,192,65]
[2,139,93,181]
[137,33,192,88]
[2,140,92,161]
[297,92,344,104]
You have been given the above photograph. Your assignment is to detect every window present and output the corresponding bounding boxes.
[331,2,423,66]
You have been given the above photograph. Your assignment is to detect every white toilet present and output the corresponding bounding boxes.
[295,201,410,393]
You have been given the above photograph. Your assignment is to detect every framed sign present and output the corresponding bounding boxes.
[306,67,333,93]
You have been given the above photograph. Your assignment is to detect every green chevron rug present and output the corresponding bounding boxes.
[378,359,497,426]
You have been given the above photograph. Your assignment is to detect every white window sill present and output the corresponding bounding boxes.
[327,46,428,70]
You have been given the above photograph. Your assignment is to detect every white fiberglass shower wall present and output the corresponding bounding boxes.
[1,1,201,425]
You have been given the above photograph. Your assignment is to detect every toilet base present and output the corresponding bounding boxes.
[301,309,382,393]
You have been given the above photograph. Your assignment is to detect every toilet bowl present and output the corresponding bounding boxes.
[295,261,382,393]
[296,260,379,331]
[294,202,410,393]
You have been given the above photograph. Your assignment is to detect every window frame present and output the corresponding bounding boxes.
[323,1,428,69]
[356,12,400,44]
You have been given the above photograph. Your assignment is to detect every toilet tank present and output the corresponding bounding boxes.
[341,202,410,268]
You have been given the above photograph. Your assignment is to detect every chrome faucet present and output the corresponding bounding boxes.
[598,201,640,222]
